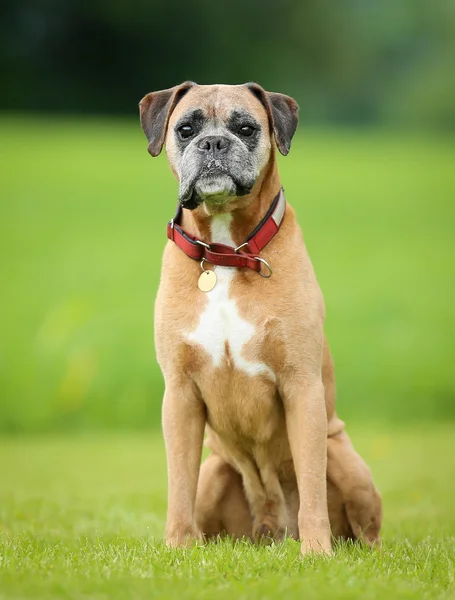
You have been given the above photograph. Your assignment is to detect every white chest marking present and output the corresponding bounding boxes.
[187,214,275,381]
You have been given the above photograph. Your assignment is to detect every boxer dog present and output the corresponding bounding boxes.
[139,82,382,555]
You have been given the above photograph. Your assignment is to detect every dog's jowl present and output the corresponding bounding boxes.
[139,82,382,555]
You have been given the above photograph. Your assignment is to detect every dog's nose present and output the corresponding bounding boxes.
[197,136,231,155]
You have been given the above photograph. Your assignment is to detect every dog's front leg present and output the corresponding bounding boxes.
[162,381,206,547]
[282,374,332,555]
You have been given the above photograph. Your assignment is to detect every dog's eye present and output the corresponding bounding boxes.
[238,125,255,137]
[178,124,194,140]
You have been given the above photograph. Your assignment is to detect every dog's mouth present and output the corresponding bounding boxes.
[179,171,250,210]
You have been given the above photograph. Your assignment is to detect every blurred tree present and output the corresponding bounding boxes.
[0,0,454,128]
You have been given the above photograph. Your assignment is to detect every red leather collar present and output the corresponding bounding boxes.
[167,188,286,275]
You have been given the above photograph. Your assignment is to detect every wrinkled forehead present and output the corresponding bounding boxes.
[168,84,270,129]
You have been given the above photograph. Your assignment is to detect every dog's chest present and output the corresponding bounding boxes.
[186,215,274,381]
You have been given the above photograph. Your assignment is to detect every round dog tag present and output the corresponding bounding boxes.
[198,270,217,292]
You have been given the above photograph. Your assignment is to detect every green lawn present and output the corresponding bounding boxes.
[1,117,455,596]
[1,117,455,430]
[1,425,454,599]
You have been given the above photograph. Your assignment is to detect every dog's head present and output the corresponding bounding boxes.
[139,82,298,212]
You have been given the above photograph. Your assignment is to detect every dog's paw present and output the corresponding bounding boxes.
[345,485,383,548]
[299,520,333,555]
[252,517,286,543]
[300,537,333,556]
[165,524,203,548]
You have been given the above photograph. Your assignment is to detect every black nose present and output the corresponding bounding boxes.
[197,136,231,155]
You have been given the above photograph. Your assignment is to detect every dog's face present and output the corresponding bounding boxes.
[139,83,298,212]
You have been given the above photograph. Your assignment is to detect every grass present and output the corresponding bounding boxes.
[1,424,455,599]
[1,117,455,430]
[1,117,455,596]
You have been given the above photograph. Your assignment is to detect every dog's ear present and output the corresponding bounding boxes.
[246,83,299,156]
[139,81,196,157]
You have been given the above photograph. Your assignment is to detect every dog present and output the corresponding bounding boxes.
[139,82,382,555]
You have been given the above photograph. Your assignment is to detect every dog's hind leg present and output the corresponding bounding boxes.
[195,454,253,540]
[327,431,382,545]
[322,336,382,545]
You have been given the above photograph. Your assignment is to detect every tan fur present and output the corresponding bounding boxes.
[146,84,382,554]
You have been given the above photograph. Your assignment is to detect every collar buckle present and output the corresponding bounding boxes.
[195,239,210,250]
[254,256,273,278]
[234,242,249,253]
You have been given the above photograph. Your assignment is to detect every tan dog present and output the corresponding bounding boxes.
[139,82,382,555]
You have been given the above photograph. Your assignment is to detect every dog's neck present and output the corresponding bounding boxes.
[180,158,281,248]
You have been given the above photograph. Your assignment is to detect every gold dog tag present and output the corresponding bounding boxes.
[198,270,217,292]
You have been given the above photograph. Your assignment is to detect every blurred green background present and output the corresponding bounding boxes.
[1,1,455,432]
